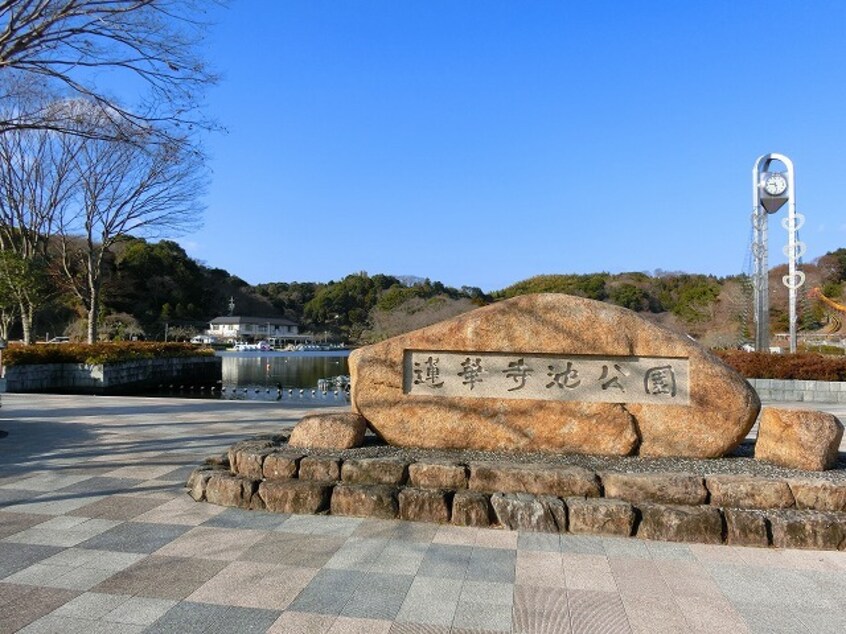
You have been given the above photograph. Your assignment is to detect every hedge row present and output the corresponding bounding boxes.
[2,342,214,366]
[715,350,846,382]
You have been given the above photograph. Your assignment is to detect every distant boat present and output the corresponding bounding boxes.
[317,375,351,392]
[231,340,271,352]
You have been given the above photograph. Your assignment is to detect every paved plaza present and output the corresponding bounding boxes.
[1,393,845,633]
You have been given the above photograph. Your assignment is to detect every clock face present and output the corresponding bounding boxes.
[763,173,788,196]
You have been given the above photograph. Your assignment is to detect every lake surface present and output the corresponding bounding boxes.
[150,350,351,402]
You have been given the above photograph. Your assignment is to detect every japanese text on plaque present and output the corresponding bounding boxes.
[403,351,689,405]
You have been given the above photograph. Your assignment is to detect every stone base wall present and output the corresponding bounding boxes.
[749,378,846,404]
[188,437,846,551]
[5,356,221,394]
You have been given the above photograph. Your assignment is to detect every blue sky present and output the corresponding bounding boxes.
[181,1,846,291]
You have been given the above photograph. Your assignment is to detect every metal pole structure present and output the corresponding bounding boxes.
[752,153,803,353]
[752,157,769,353]
[779,157,805,353]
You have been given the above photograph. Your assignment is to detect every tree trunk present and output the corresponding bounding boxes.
[88,301,98,343]
[20,300,32,344]
[87,252,101,344]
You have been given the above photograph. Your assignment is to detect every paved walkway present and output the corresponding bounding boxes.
[1,393,845,633]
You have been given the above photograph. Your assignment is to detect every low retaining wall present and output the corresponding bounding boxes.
[4,356,221,394]
[188,436,846,551]
[749,378,846,404]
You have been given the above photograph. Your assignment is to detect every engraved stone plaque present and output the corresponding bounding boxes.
[404,350,689,405]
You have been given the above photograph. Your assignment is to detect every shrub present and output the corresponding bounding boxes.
[715,350,846,381]
[3,342,214,366]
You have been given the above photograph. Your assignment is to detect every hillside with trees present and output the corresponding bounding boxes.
[2,233,846,350]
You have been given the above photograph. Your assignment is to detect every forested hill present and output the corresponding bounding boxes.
[24,238,846,346]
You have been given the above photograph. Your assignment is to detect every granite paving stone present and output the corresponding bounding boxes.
[795,607,846,634]
[202,506,290,530]
[76,521,191,553]
[0,488,40,508]
[609,558,672,596]
[395,577,463,626]
[516,551,567,588]
[340,572,414,620]
[452,600,514,631]
[328,616,394,633]
[620,593,688,633]
[0,511,51,539]
[370,540,428,575]
[567,589,631,633]
[288,568,369,615]
[517,531,561,552]
[132,494,226,525]
[266,610,337,633]
[154,526,268,560]
[50,476,144,496]
[66,494,168,520]
[325,537,389,571]
[0,586,81,633]
[465,546,517,582]
[186,560,317,609]
[732,602,811,634]
[561,554,617,592]
[512,586,570,633]
[92,555,228,599]
[674,595,751,633]
[417,543,473,579]
[1,393,846,633]
[50,591,135,620]
[2,515,122,547]
[0,542,64,579]
[558,534,606,555]
[5,491,109,515]
[145,601,281,634]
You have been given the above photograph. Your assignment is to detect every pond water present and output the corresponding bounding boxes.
[149,350,351,402]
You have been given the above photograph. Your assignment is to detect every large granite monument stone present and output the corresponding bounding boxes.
[348,294,760,458]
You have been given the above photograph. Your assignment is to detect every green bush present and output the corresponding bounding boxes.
[3,342,214,366]
[715,350,846,381]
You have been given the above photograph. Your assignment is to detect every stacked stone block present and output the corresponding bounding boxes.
[187,437,846,551]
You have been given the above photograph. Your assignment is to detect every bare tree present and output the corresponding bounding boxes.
[0,0,220,140]
[57,106,205,342]
[0,97,78,342]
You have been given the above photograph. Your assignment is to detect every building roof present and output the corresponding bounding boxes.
[210,316,298,326]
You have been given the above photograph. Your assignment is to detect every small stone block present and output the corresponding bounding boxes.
[228,439,277,479]
[567,497,633,536]
[706,475,795,509]
[299,456,341,481]
[788,479,846,512]
[205,473,257,509]
[263,451,304,480]
[259,479,332,514]
[330,484,398,519]
[469,463,600,497]
[636,503,723,544]
[755,407,844,471]
[186,466,222,502]
[341,458,408,485]
[398,488,451,523]
[768,509,846,550]
[203,453,230,468]
[724,508,769,547]
[452,491,491,527]
[408,462,468,489]
[600,472,707,506]
[288,412,367,450]
[490,493,561,532]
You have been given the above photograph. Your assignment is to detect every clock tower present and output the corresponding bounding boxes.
[751,154,803,353]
